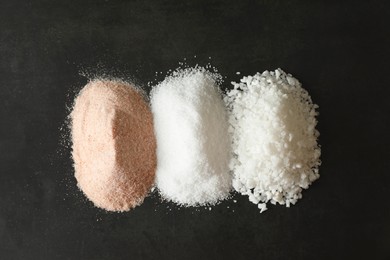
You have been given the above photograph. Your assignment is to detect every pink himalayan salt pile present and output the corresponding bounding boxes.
[71,79,156,212]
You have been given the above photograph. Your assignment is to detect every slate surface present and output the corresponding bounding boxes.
[0,0,389,259]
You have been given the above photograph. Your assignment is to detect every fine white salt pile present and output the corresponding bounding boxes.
[225,69,321,213]
[151,67,232,206]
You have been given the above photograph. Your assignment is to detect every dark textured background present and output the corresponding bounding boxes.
[1,0,389,259]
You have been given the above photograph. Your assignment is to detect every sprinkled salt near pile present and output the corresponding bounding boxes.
[151,67,232,206]
[71,79,156,212]
[225,69,321,213]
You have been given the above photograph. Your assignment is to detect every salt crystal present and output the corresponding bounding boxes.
[225,69,321,212]
[151,67,232,206]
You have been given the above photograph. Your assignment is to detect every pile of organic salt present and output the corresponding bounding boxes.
[71,79,156,212]
[225,69,321,213]
[151,67,232,206]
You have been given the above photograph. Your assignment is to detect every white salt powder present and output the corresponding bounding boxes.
[225,69,321,213]
[151,67,232,206]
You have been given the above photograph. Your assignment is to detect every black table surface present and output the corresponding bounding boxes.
[1,0,389,259]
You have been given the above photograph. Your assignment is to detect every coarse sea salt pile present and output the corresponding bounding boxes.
[225,69,321,213]
[151,67,232,206]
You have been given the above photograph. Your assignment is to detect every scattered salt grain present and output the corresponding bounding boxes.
[225,69,321,212]
[151,67,232,206]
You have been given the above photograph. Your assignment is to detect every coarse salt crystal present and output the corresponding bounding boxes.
[225,69,321,212]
